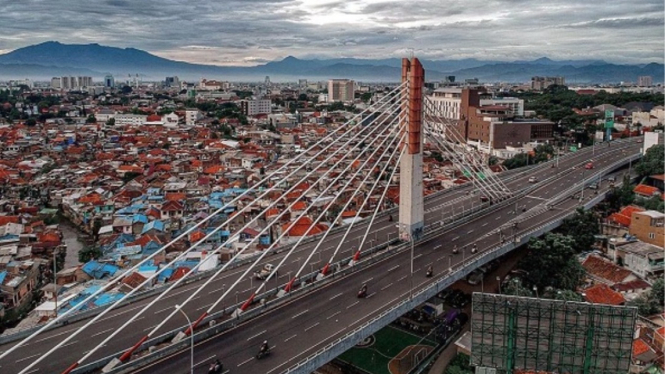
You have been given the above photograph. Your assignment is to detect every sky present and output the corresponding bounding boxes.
[0,0,663,66]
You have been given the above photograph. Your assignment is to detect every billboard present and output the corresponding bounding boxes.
[470,293,637,374]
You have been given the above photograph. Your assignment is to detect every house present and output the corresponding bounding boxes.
[629,210,665,247]
[81,260,119,279]
[612,241,664,278]
[160,200,184,220]
[582,255,637,285]
[583,283,625,305]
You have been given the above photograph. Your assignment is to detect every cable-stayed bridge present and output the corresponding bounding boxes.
[0,58,645,374]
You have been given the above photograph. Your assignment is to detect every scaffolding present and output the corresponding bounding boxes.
[470,293,637,374]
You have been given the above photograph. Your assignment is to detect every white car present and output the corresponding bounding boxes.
[528,177,538,183]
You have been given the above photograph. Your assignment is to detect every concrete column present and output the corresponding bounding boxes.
[399,58,425,241]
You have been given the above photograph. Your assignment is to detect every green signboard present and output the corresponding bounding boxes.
[604,109,614,129]
[569,146,578,152]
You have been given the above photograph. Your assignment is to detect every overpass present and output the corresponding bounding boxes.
[0,58,648,374]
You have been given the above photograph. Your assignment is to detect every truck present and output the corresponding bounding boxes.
[254,263,277,280]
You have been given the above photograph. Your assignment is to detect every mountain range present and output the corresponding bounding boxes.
[0,41,662,84]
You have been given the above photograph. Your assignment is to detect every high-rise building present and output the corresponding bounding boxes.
[531,76,565,90]
[327,79,355,102]
[298,79,308,88]
[165,76,180,88]
[77,76,93,87]
[240,98,272,116]
[637,76,653,87]
[50,77,61,89]
[104,74,115,88]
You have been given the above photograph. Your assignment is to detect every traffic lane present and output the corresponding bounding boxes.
[136,162,603,374]
[1,141,637,370]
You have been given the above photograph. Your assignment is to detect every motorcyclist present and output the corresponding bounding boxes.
[213,359,222,373]
[260,340,269,353]
[359,283,368,296]
[388,214,393,222]
[452,245,458,254]
[471,244,477,253]
[426,266,433,277]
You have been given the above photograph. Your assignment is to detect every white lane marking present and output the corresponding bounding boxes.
[91,328,114,338]
[327,311,341,320]
[304,322,320,332]
[329,292,343,301]
[467,229,474,234]
[195,355,216,368]
[162,288,190,300]
[241,287,253,293]
[237,357,254,367]
[452,236,459,241]
[388,264,400,272]
[495,216,501,220]
[197,303,212,311]
[284,334,297,343]
[291,309,309,319]
[35,328,75,342]
[143,325,158,332]
[154,306,171,314]
[366,292,376,299]
[362,277,374,284]
[16,353,41,363]
[482,223,488,227]
[25,368,40,374]
[346,301,360,309]
[437,256,446,262]
[381,283,393,291]
[433,244,442,249]
[246,329,266,341]
[208,285,226,294]
[413,253,422,260]
[398,275,407,282]
[61,340,78,348]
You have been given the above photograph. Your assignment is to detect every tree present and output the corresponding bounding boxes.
[86,114,97,123]
[445,353,473,374]
[297,93,308,101]
[503,277,534,297]
[106,118,115,127]
[521,233,585,291]
[636,144,664,177]
[122,172,142,183]
[78,246,102,263]
[559,208,599,253]
[555,289,583,302]
[361,92,373,103]
[121,85,133,94]
[25,118,37,126]
[651,278,664,308]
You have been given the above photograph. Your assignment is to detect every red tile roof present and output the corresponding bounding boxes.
[608,205,644,227]
[282,216,328,237]
[632,338,651,357]
[584,283,625,305]
[634,184,660,197]
[612,279,651,292]
[0,216,19,226]
[582,255,633,284]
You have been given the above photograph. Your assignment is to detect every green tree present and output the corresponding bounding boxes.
[297,93,308,101]
[629,294,661,316]
[78,246,102,263]
[521,233,585,290]
[555,289,583,302]
[122,172,142,183]
[85,114,97,123]
[636,144,664,177]
[559,208,599,253]
[651,278,664,308]
[361,92,373,103]
[25,118,37,126]
[445,353,473,374]
[121,85,133,94]
[106,118,115,127]
[503,277,534,297]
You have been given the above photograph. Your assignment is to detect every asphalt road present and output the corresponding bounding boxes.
[0,139,640,374]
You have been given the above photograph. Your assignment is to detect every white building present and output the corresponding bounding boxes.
[50,77,61,89]
[327,79,355,102]
[184,109,202,126]
[240,98,271,116]
[114,114,147,127]
[480,97,524,116]
[163,112,180,128]
[637,76,653,87]
[429,87,462,120]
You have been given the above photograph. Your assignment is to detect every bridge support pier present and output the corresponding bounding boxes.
[398,58,425,242]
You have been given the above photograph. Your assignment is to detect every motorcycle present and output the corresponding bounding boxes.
[426,267,433,278]
[256,347,271,360]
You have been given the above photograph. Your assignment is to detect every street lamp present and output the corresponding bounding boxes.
[175,304,194,374]
[533,286,539,298]
[53,247,58,317]
[497,276,502,294]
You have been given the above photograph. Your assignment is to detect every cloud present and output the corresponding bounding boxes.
[0,0,661,65]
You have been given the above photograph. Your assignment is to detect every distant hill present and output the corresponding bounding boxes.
[0,41,662,83]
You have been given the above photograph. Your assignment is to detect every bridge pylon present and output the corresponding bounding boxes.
[398,58,425,242]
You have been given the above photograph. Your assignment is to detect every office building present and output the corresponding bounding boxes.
[165,76,180,88]
[104,75,115,88]
[327,79,355,102]
[531,76,565,90]
[240,99,272,116]
[637,76,653,87]
[50,77,61,89]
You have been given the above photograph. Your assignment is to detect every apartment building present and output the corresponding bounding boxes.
[328,79,355,102]
[630,210,665,247]
[531,76,565,90]
[241,98,272,116]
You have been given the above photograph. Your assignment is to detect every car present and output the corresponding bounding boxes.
[480,196,489,203]
[528,176,538,183]
[585,162,594,169]
[466,269,485,285]
[588,183,599,190]
[254,263,277,280]
[607,176,616,182]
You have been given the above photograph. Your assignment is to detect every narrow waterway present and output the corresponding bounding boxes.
[59,219,85,268]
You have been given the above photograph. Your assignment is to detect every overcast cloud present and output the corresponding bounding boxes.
[0,0,662,65]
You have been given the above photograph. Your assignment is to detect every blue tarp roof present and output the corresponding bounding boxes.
[138,262,159,272]
[82,261,119,279]
[93,293,125,307]
[0,271,6,285]
[132,214,149,224]
[141,220,165,235]
[158,268,174,282]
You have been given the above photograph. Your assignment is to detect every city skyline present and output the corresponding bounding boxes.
[0,0,663,66]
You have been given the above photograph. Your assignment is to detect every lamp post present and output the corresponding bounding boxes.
[497,276,502,294]
[580,169,586,200]
[53,247,58,317]
[533,286,539,298]
[175,305,194,374]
